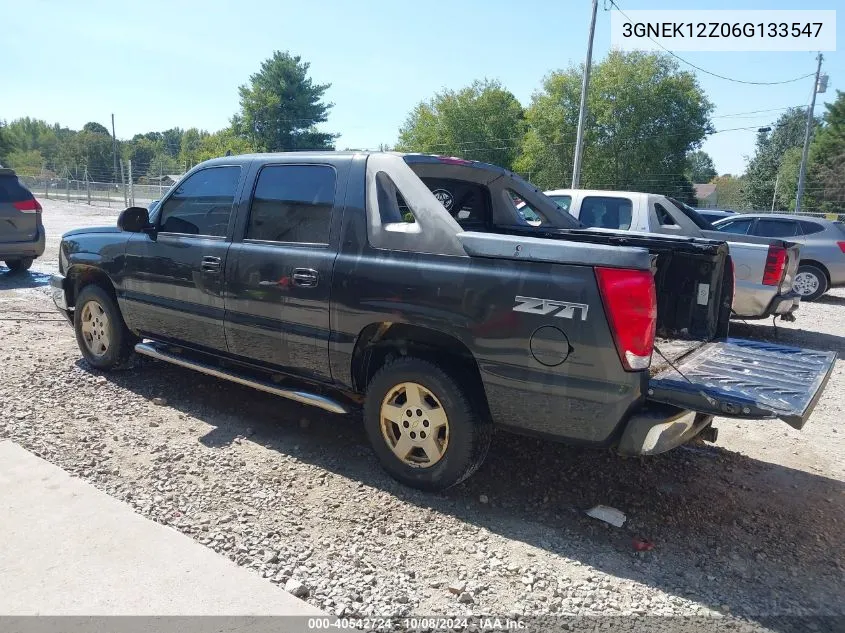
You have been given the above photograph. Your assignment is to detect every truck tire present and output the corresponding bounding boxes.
[793,263,828,301]
[364,357,492,491]
[4,258,33,273]
[74,284,137,371]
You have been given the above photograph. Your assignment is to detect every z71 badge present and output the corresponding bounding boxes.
[513,296,589,321]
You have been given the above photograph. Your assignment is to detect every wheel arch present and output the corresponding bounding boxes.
[65,264,118,308]
[350,322,488,408]
[798,259,831,284]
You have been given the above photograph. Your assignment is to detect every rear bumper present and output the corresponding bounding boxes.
[50,273,73,324]
[761,290,801,319]
[732,281,800,319]
[0,226,46,260]
[617,407,713,456]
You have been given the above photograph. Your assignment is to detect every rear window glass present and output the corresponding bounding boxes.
[374,171,415,223]
[580,196,633,230]
[247,165,335,244]
[798,220,825,235]
[507,191,545,226]
[548,195,572,212]
[420,177,488,229]
[0,175,34,203]
[654,203,677,226]
[754,219,800,237]
[715,218,753,234]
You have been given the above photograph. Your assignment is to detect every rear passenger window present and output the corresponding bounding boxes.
[420,177,488,229]
[753,219,799,238]
[247,165,336,244]
[654,203,677,226]
[798,220,824,235]
[506,190,545,226]
[715,218,753,234]
[580,196,633,230]
[159,166,241,237]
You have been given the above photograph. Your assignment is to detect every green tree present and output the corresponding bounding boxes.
[5,118,62,159]
[232,51,336,151]
[82,122,111,137]
[123,137,158,181]
[161,128,183,157]
[772,146,802,211]
[178,128,210,169]
[195,128,254,162]
[516,51,713,196]
[396,79,526,170]
[804,90,845,213]
[709,174,748,210]
[146,153,183,180]
[4,149,44,174]
[686,150,717,183]
[0,121,13,165]
[743,108,813,209]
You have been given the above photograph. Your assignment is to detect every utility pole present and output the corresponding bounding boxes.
[794,54,823,214]
[571,0,599,189]
[111,113,118,184]
[771,172,779,212]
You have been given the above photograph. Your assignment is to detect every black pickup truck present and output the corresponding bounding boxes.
[50,152,836,490]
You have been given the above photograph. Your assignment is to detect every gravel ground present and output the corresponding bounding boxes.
[1,200,843,630]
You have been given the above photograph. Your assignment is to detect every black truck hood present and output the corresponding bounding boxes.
[62,226,122,238]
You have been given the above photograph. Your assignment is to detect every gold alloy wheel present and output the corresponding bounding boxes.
[80,300,110,357]
[380,382,449,468]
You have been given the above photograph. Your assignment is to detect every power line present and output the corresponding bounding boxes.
[608,0,816,86]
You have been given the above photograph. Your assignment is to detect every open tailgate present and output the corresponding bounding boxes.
[647,338,836,429]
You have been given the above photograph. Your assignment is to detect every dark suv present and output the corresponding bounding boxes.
[0,168,45,272]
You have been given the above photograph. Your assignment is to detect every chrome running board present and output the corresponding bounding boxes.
[134,342,348,415]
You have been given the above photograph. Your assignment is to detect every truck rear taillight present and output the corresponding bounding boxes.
[837,241,845,254]
[763,245,787,286]
[595,267,656,371]
[13,198,42,213]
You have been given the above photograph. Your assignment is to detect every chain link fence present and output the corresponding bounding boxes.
[15,160,181,209]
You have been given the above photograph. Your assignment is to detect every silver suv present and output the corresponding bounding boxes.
[713,213,845,301]
[0,168,45,272]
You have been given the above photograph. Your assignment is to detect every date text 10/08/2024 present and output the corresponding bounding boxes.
[307,617,528,630]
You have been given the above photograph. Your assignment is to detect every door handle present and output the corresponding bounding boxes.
[201,255,222,273]
[291,268,319,288]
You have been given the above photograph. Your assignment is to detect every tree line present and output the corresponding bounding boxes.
[0,51,332,184]
[713,95,845,213]
[0,48,842,211]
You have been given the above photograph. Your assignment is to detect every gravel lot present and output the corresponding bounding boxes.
[2,199,843,629]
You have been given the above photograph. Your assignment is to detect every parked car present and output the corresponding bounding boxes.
[49,153,836,490]
[712,213,845,301]
[545,189,801,321]
[696,209,737,225]
[0,168,45,272]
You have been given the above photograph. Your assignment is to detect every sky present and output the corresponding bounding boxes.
[1,0,842,176]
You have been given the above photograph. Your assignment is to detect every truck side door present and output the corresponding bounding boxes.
[121,165,245,353]
[224,162,345,382]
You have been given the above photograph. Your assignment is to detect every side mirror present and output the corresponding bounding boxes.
[117,206,153,233]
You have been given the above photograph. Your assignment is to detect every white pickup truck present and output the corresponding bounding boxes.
[543,189,801,320]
